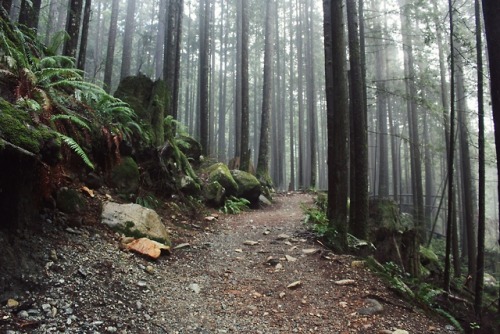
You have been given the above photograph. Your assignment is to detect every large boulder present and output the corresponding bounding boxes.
[203,181,226,206]
[230,170,261,205]
[205,163,238,196]
[101,202,171,245]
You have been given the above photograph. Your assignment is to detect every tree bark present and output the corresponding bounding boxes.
[103,0,119,93]
[474,0,485,317]
[77,0,91,72]
[18,0,41,29]
[347,0,368,240]
[323,0,349,251]
[198,0,211,155]
[120,0,137,79]
[240,0,250,172]
[256,0,275,187]
[456,44,477,288]
[62,0,83,59]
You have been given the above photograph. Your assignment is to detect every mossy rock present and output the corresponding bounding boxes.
[203,181,226,206]
[205,163,238,196]
[56,187,85,214]
[0,99,60,165]
[178,135,202,164]
[368,198,403,231]
[419,246,442,277]
[114,74,154,124]
[230,170,261,205]
[111,156,140,194]
[149,80,166,146]
[178,175,201,195]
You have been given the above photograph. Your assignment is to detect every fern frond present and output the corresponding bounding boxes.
[45,31,69,56]
[55,132,94,170]
[51,114,91,131]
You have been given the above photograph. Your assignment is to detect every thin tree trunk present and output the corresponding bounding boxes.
[323,0,349,251]
[305,0,317,189]
[240,0,250,172]
[18,0,41,29]
[103,0,119,93]
[63,0,83,59]
[399,0,424,247]
[456,44,477,288]
[198,0,210,155]
[217,0,227,163]
[474,0,485,317]
[444,0,456,292]
[120,0,136,79]
[347,0,368,239]
[288,1,296,191]
[296,0,305,189]
[77,0,91,72]
[256,0,275,187]
[155,0,167,79]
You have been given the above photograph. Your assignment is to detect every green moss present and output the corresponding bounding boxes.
[0,99,58,155]
[205,163,238,196]
[0,100,42,153]
[112,223,171,246]
[111,156,140,194]
[56,188,85,213]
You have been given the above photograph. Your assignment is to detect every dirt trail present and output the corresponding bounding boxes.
[0,193,451,333]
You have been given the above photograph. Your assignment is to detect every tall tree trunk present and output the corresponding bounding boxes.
[296,0,305,189]
[77,0,91,72]
[63,0,83,58]
[480,6,500,312]
[399,0,424,247]
[474,0,485,317]
[164,0,184,121]
[233,0,242,162]
[44,0,58,44]
[375,30,389,198]
[120,0,137,79]
[90,0,102,82]
[456,44,477,288]
[217,0,227,162]
[256,0,275,187]
[288,1,296,191]
[103,0,119,93]
[323,0,349,251]
[444,0,456,292]
[18,0,41,29]
[155,0,167,79]
[240,0,250,172]
[347,0,368,239]
[198,0,211,155]
[305,0,317,189]
[0,0,12,14]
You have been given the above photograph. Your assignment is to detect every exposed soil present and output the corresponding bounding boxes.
[0,192,454,333]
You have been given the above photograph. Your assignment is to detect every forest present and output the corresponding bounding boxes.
[1,0,500,332]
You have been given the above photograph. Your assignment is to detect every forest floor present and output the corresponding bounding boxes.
[0,192,455,333]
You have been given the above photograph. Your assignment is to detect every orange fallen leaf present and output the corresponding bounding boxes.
[81,186,94,198]
[126,238,170,259]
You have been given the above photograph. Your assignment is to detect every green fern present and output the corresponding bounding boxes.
[51,114,91,131]
[55,132,94,170]
[221,196,250,214]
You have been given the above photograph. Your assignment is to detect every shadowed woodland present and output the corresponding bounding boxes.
[1,0,500,332]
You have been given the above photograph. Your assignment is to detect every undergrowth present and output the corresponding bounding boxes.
[221,196,250,214]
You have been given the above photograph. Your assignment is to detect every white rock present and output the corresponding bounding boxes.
[101,202,170,243]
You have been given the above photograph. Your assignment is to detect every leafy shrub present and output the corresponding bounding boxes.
[221,196,250,214]
[136,194,160,210]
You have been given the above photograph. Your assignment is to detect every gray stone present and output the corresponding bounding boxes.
[101,202,171,245]
[230,170,261,204]
[259,195,272,206]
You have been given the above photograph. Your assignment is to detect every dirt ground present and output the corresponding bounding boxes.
[0,192,454,333]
